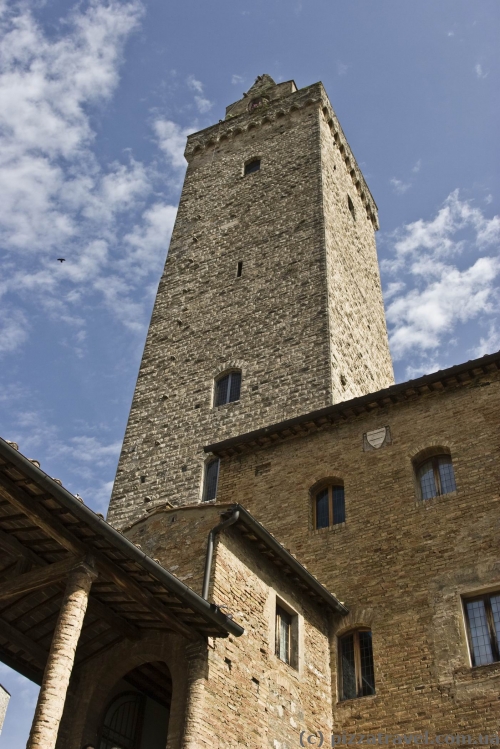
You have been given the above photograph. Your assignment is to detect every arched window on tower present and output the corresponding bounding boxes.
[214,370,241,407]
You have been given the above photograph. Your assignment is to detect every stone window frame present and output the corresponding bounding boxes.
[337,628,376,702]
[412,446,457,502]
[274,596,299,670]
[462,590,500,668]
[310,477,346,531]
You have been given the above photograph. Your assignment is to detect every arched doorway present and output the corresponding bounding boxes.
[99,661,171,749]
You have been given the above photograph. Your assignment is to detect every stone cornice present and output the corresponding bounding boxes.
[184,82,379,228]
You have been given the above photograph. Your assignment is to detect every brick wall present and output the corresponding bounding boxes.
[214,369,500,732]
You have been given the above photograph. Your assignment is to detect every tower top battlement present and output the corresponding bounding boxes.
[225,74,298,119]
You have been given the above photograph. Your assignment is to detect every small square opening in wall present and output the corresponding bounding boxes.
[244,159,260,175]
[275,599,299,669]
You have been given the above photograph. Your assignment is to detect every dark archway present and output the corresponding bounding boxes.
[99,661,172,749]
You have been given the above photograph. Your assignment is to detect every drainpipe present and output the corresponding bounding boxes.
[202,509,240,600]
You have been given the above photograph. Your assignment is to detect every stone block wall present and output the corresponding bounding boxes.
[64,504,335,748]
[108,78,393,531]
[214,369,500,732]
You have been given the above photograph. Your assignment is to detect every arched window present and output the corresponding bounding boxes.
[339,629,375,701]
[100,692,144,749]
[214,370,241,407]
[313,483,345,529]
[415,453,456,500]
[203,458,220,502]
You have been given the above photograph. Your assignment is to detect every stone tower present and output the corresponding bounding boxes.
[107,75,394,529]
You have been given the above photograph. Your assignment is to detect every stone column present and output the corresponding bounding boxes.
[181,641,209,749]
[27,560,97,749]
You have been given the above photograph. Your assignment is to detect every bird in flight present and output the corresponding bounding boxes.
[57,258,65,263]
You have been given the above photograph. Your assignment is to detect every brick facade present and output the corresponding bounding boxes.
[211,365,500,733]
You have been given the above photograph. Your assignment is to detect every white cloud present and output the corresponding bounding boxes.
[383,191,500,362]
[485,194,493,205]
[0,1,186,354]
[475,63,488,79]
[124,202,177,274]
[187,74,203,93]
[231,74,244,85]
[471,324,500,358]
[337,62,348,76]
[153,119,195,169]
[383,281,406,301]
[412,159,422,173]
[387,257,499,358]
[390,177,411,194]
[186,74,213,113]
[0,306,29,354]
[194,95,213,113]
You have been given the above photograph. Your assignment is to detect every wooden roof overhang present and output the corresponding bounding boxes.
[205,351,500,458]
[0,438,244,686]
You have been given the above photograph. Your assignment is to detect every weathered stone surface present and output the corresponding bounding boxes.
[107,77,393,530]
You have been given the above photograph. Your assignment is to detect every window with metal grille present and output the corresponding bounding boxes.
[416,454,456,500]
[275,602,298,668]
[464,593,500,667]
[203,458,219,502]
[99,692,144,749]
[339,630,375,701]
[214,371,241,407]
[244,159,260,175]
[314,484,345,529]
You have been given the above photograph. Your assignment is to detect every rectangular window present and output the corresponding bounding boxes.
[203,458,220,502]
[275,601,298,669]
[339,629,375,701]
[464,593,500,666]
[236,261,243,277]
[244,159,260,175]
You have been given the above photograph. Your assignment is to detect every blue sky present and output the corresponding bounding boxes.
[0,0,498,745]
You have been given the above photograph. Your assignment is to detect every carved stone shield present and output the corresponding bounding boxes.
[366,427,387,449]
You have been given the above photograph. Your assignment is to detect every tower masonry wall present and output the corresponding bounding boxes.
[108,81,393,530]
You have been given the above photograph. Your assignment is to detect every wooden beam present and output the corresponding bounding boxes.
[0,521,141,640]
[0,644,43,685]
[0,557,80,602]
[0,475,197,641]
[0,527,44,564]
[0,616,48,667]
[87,597,140,641]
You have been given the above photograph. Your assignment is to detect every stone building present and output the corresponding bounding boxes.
[0,75,499,749]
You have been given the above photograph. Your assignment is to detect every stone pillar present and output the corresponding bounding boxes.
[27,561,97,749]
[181,641,209,749]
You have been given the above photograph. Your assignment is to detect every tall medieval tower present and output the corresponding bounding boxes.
[107,75,394,529]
